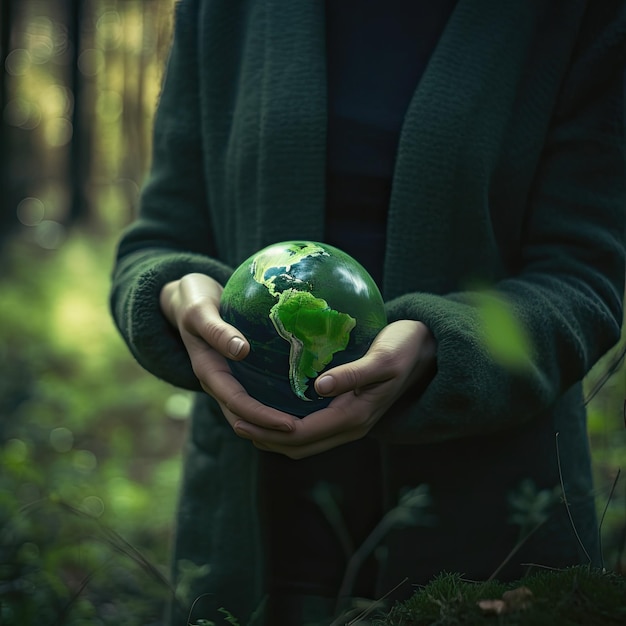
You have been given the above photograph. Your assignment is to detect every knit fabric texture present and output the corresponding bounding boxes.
[110,1,625,623]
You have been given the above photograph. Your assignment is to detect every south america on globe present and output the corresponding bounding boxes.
[220,241,387,416]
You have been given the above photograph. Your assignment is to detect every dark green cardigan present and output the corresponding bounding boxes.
[110,0,625,623]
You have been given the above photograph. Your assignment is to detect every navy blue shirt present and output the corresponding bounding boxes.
[260,4,461,610]
[324,0,458,286]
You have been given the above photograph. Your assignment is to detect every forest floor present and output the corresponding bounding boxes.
[337,566,626,626]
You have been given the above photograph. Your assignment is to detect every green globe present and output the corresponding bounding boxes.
[220,241,387,416]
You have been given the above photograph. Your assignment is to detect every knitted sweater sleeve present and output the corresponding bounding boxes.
[373,5,626,443]
[110,0,230,390]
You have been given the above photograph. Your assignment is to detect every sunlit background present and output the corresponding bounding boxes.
[0,1,624,625]
[0,2,193,624]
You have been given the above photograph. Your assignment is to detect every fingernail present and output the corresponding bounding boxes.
[316,375,334,395]
[228,336,245,357]
[234,422,250,437]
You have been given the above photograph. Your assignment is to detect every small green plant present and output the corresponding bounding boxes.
[189,607,241,626]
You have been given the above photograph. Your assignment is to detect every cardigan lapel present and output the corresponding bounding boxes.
[384,0,586,299]
[257,0,327,246]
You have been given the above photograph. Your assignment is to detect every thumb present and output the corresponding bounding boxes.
[186,306,250,360]
[314,350,391,398]
[163,273,250,361]
[313,320,431,397]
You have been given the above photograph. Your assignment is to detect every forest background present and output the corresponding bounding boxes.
[0,1,624,625]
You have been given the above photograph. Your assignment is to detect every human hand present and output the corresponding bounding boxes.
[159,273,297,434]
[232,320,437,459]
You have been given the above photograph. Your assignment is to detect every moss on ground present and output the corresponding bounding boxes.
[375,566,626,625]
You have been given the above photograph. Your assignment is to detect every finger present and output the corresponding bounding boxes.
[248,411,367,459]
[314,320,432,397]
[188,342,295,432]
[234,392,379,448]
[210,377,296,433]
[251,392,386,458]
[183,306,249,359]
[176,279,250,361]
[225,388,296,432]
[314,352,393,398]
[217,387,296,433]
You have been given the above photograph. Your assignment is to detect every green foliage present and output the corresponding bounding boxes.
[508,479,561,536]
[0,235,189,624]
[217,607,242,625]
[1,233,624,624]
[175,560,211,609]
[585,340,626,573]
[376,566,626,625]
[472,290,533,371]
[189,608,241,626]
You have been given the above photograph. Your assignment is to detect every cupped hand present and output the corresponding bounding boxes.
[159,273,297,434]
[232,320,437,459]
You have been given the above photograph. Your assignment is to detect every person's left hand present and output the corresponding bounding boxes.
[230,320,436,459]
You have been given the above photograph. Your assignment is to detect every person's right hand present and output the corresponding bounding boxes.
[159,273,297,435]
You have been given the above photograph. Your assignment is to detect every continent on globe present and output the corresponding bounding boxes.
[220,241,387,416]
[251,241,328,296]
[270,288,356,401]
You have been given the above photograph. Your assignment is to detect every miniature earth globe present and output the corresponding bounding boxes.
[220,241,387,416]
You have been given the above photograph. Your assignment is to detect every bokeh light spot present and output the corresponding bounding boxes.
[78,48,105,76]
[17,197,45,226]
[3,98,41,129]
[73,449,98,472]
[97,11,122,49]
[27,17,56,64]
[50,427,74,453]
[165,393,193,420]
[45,118,73,147]
[4,438,28,463]
[82,495,105,518]
[41,84,73,117]
[97,90,123,123]
[5,49,31,76]
[34,220,66,249]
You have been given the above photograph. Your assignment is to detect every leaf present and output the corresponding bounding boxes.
[218,607,241,625]
[473,291,532,371]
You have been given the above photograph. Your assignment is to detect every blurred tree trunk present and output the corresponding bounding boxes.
[67,0,87,223]
[1,0,14,246]
[0,0,175,250]
[67,0,90,225]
